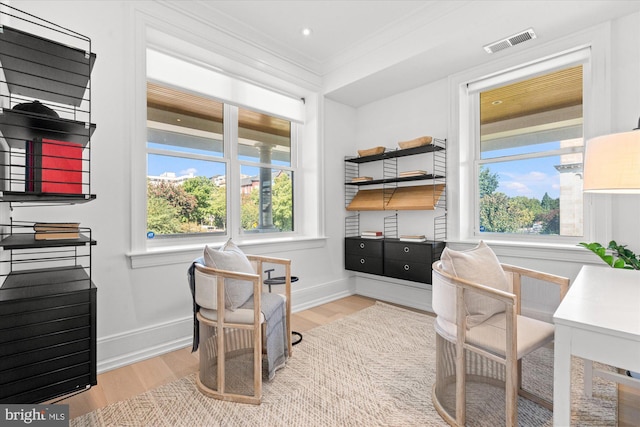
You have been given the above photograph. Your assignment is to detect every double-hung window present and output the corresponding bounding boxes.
[145,49,300,245]
[466,48,590,242]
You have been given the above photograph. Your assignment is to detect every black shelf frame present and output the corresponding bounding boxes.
[0,4,96,204]
[344,143,445,164]
[343,138,447,236]
[345,173,445,186]
[0,4,98,404]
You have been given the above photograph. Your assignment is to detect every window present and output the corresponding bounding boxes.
[147,83,226,237]
[237,107,293,233]
[145,49,300,244]
[468,51,589,242]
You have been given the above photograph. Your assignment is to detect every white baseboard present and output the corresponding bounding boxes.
[354,274,434,312]
[96,277,355,373]
[97,316,193,374]
[291,276,355,312]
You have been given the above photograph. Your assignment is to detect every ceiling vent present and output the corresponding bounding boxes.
[483,28,537,54]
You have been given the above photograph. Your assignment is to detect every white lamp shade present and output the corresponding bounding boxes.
[583,130,640,193]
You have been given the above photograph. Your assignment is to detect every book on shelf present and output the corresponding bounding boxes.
[33,222,80,232]
[351,176,373,182]
[33,222,80,240]
[26,138,83,194]
[361,231,383,236]
[399,170,428,177]
[361,234,384,239]
[399,234,426,242]
[34,231,80,240]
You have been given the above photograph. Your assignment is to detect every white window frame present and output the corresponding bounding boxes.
[144,49,301,250]
[127,6,325,267]
[469,50,589,245]
[448,23,613,260]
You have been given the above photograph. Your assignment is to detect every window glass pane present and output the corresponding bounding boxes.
[238,107,291,166]
[147,82,223,157]
[478,65,583,238]
[146,81,227,238]
[240,166,293,233]
[147,155,226,237]
[478,150,583,236]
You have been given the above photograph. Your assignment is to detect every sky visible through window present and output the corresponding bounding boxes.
[147,142,285,179]
[481,140,570,200]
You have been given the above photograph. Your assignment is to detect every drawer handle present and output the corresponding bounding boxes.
[404,264,410,271]
[360,258,366,264]
[404,246,410,253]
[360,243,365,249]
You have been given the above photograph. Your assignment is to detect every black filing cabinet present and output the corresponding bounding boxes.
[345,237,384,275]
[383,239,445,284]
[0,269,97,403]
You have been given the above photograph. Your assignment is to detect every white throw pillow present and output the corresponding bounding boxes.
[440,241,509,327]
[203,239,255,311]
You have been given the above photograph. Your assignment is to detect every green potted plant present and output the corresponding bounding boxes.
[578,240,640,270]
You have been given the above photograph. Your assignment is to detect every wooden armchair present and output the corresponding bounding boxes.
[431,251,569,427]
[192,253,292,404]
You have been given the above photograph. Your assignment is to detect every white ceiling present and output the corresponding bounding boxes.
[177,0,640,107]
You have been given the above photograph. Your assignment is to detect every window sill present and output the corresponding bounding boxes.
[127,236,327,269]
[446,239,595,264]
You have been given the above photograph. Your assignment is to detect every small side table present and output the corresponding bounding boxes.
[264,270,302,346]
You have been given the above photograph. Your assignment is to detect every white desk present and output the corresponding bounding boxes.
[553,265,640,426]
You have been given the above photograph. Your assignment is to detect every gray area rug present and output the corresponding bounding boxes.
[71,302,616,426]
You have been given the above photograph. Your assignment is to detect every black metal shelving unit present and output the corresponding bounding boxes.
[0,4,98,404]
[343,139,447,284]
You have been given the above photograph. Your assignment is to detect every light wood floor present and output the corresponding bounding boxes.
[57,295,379,419]
[52,295,637,422]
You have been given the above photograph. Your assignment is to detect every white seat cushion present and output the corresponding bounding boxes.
[198,293,286,325]
[436,313,555,360]
[199,307,265,324]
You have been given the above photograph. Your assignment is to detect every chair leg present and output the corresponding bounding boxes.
[455,345,466,425]
[506,357,518,427]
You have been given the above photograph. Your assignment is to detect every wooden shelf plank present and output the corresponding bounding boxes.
[346,184,445,211]
[387,184,445,210]
[346,188,385,211]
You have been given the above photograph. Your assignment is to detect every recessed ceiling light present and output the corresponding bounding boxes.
[301,28,312,37]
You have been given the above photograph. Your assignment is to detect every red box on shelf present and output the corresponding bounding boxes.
[26,138,83,194]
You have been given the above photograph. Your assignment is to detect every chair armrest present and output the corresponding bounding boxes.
[246,255,293,355]
[246,255,291,266]
[194,263,262,321]
[195,263,261,282]
[501,263,570,300]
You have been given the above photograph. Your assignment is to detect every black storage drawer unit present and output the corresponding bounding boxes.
[345,237,445,283]
[345,237,384,275]
[0,281,97,403]
[384,239,445,284]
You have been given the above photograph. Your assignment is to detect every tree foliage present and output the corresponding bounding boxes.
[241,189,259,230]
[147,180,197,220]
[182,176,215,224]
[147,196,182,234]
[272,173,293,231]
[479,166,500,198]
[478,166,560,235]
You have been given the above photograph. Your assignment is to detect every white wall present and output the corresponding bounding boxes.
[5,1,639,372]
[348,80,449,310]
[349,11,640,318]
[7,0,353,373]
